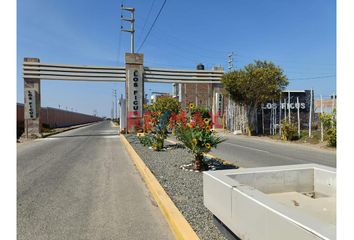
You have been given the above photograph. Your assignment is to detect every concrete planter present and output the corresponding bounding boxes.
[203,164,336,240]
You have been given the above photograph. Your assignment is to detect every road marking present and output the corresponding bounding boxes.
[34,138,59,142]
[101,135,119,139]
[223,142,270,154]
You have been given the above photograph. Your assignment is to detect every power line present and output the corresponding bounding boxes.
[137,0,167,52]
[147,32,226,61]
[153,26,231,55]
[289,75,336,81]
[144,60,202,69]
[136,21,333,76]
[138,0,157,42]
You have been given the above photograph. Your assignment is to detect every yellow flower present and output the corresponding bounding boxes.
[189,102,195,109]
[206,126,211,132]
[192,138,198,145]
[203,118,210,124]
[205,143,211,149]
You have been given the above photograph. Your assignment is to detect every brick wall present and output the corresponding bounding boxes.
[17,103,103,128]
[180,83,213,110]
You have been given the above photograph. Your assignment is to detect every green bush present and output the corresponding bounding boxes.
[175,105,225,171]
[138,133,165,151]
[281,120,298,141]
[138,134,154,147]
[319,109,336,147]
[325,127,336,147]
[144,97,180,150]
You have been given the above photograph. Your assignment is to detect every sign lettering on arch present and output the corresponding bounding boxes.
[215,93,224,116]
[127,68,143,117]
[25,89,37,119]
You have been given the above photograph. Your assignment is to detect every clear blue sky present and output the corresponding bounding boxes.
[17,0,336,117]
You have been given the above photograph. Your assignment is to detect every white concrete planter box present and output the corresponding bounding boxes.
[203,164,336,240]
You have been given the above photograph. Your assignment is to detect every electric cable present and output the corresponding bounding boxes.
[137,0,167,52]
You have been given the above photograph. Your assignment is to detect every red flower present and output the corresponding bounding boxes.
[170,112,177,129]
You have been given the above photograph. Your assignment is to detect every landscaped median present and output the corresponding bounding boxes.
[120,134,238,240]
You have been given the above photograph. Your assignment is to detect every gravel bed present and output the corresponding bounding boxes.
[126,134,230,240]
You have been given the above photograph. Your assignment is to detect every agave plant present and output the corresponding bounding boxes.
[175,104,225,171]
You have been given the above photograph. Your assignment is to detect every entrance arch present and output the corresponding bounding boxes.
[22,54,224,137]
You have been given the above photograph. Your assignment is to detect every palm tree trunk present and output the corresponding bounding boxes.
[194,153,204,171]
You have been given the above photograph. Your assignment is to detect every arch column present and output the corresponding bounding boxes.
[23,58,41,138]
[125,53,144,133]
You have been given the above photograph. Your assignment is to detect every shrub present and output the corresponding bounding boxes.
[319,109,336,147]
[281,120,298,141]
[138,134,154,147]
[175,104,225,171]
[326,128,336,147]
[138,133,165,151]
[144,97,180,151]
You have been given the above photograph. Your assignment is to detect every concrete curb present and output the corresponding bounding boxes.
[120,135,200,240]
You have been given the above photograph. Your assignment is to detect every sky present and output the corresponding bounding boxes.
[17,0,336,117]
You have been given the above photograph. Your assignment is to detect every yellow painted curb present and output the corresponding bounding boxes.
[120,135,200,240]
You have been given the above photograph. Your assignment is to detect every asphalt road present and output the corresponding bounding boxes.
[17,121,173,240]
[210,133,336,168]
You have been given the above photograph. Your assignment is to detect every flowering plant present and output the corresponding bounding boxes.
[144,97,179,150]
[175,103,225,171]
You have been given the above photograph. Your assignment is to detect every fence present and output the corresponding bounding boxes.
[223,91,336,139]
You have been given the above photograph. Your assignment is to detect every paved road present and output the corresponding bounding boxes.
[210,133,336,168]
[17,121,173,240]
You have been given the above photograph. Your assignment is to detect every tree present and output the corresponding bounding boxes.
[222,60,288,135]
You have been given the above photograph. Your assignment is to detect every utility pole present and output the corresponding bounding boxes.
[111,101,114,119]
[228,52,234,71]
[308,88,313,138]
[227,52,234,133]
[320,95,324,142]
[297,97,300,137]
[288,91,291,123]
[121,5,135,53]
[279,97,282,136]
[112,89,118,120]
